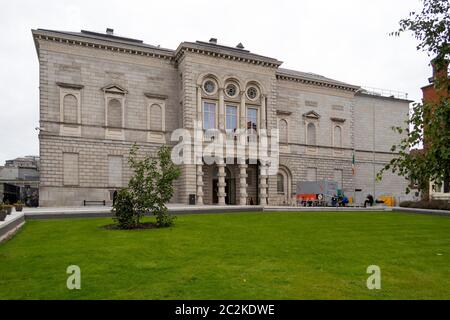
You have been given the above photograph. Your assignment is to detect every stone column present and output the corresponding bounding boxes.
[260,94,266,129]
[196,85,202,128]
[240,91,246,128]
[196,163,204,205]
[239,163,248,205]
[217,162,227,205]
[218,88,225,130]
[259,163,268,206]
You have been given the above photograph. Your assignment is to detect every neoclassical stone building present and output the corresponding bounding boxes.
[33,28,412,207]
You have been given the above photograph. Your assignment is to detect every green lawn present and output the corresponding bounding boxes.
[1,211,450,299]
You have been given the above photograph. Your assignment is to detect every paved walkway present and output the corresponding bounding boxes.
[23,204,263,219]
[8,204,450,221]
[0,211,25,242]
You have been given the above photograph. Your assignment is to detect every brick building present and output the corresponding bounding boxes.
[32,28,412,207]
[422,59,450,200]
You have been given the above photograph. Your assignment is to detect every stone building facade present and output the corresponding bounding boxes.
[33,28,412,207]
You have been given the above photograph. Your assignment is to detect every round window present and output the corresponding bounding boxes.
[203,80,216,94]
[247,86,258,100]
[225,84,237,97]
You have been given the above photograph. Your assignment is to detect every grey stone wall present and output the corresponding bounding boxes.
[35,31,412,207]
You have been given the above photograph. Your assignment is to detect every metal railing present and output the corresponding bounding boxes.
[361,86,409,100]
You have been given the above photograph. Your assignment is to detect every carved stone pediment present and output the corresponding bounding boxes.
[101,84,128,95]
[302,110,320,119]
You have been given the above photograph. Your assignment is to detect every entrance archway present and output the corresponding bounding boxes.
[212,166,236,205]
[277,166,292,205]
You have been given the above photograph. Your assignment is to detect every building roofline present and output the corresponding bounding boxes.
[174,41,283,68]
[31,28,409,98]
[31,29,175,60]
[355,91,413,103]
[276,68,360,92]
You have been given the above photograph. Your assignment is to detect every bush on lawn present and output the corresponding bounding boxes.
[112,144,181,229]
[112,189,137,229]
[400,200,450,210]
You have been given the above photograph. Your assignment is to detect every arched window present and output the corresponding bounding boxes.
[307,122,316,145]
[279,119,288,143]
[277,173,285,194]
[107,99,122,128]
[334,126,342,148]
[149,104,163,131]
[63,94,78,123]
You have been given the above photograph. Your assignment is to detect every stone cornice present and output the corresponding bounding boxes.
[144,92,168,100]
[32,29,174,62]
[276,74,360,92]
[56,82,84,90]
[330,117,346,123]
[174,42,282,68]
[276,110,292,116]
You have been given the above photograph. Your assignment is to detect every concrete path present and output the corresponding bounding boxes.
[0,210,25,242]
[20,204,450,220]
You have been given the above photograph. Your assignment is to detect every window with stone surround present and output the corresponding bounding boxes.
[226,105,237,131]
[277,173,284,194]
[333,125,342,148]
[307,122,316,145]
[107,98,123,128]
[58,83,82,137]
[246,86,259,101]
[145,95,166,143]
[149,104,163,131]
[108,156,123,187]
[63,94,78,123]
[247,107,258,130]
[203,79,217,95]
[203,101,216,129]
[63,153,79,186]
[334,169,343,189]
[279,119,288,144]
[225,83,238,98]
[306,167,317,182]
[103,84,127,140]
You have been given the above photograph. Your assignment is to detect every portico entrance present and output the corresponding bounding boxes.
[212,167,236,204]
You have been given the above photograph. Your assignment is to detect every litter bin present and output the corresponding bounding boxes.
[189,194,196,205]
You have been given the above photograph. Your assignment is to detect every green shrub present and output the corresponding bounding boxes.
[111,145,181,230]
[112,189,138,229]
[154,207,175,228]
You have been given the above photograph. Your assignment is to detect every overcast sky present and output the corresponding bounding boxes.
[0,0,431,165]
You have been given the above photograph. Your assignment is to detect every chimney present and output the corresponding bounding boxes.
[209,38,217,44]
[430,58,449,83]
[236,42,244,49]
[106,28,114,35]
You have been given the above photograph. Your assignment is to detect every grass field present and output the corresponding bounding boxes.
[0,211,449,299]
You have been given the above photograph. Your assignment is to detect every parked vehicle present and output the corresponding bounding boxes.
[296,180,339,206]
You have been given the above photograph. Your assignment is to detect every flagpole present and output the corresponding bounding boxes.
[352,150,355,206]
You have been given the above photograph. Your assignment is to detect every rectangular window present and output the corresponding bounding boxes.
[108,156,123,187]
[247,107,258,130]
[63,153,79,186]
[203,102,216,129]
[334,169,343,189]
[226,105,237,131]
[306,167,317,182]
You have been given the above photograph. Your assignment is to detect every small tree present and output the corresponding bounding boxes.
[112,145,181,228]
[378,0,449,196]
